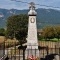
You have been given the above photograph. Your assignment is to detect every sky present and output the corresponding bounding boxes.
[0,0,60,10]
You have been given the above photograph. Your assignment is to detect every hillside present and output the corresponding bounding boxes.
[0,8,60,29]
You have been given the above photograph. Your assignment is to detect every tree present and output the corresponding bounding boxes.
[6,14,28,45]
[54,26,60,41]
[42,26,55,40]
[37,29,43,40]
[0,28,5,36]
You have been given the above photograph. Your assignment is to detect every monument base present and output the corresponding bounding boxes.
[25,45,39,59]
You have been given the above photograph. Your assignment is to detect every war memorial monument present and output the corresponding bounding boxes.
[25,2,39,59]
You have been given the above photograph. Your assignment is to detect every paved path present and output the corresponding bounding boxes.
[0,50,4,58]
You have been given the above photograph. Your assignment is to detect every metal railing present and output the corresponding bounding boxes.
[0,41,60,60]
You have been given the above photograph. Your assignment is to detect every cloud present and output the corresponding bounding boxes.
[0,0,60,10]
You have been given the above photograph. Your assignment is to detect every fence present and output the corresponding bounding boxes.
[0,41,60,60]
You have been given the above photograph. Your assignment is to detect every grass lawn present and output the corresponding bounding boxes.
[0,36,19,48]
[39,38,60,42]
[0,36,19,43]
[51,38,60,41]
[0,36,5,43]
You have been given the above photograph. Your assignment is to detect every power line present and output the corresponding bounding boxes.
[11,0,60,9]
[11,0,29,4]
[36,4,60,9]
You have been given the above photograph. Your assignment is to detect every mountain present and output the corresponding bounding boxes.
[0,8,60,29]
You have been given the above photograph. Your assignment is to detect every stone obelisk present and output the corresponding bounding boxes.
[25,2,39,59]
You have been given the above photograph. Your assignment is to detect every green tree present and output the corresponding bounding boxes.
[6,14,28,45]
[0,28,5,36]
[42,26,55,40]
[55,26,60,41]
[37,30,43,40]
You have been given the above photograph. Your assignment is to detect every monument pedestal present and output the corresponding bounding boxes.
[25,43,39,59]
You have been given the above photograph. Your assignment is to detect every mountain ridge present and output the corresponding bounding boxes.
[0,8,60,29]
